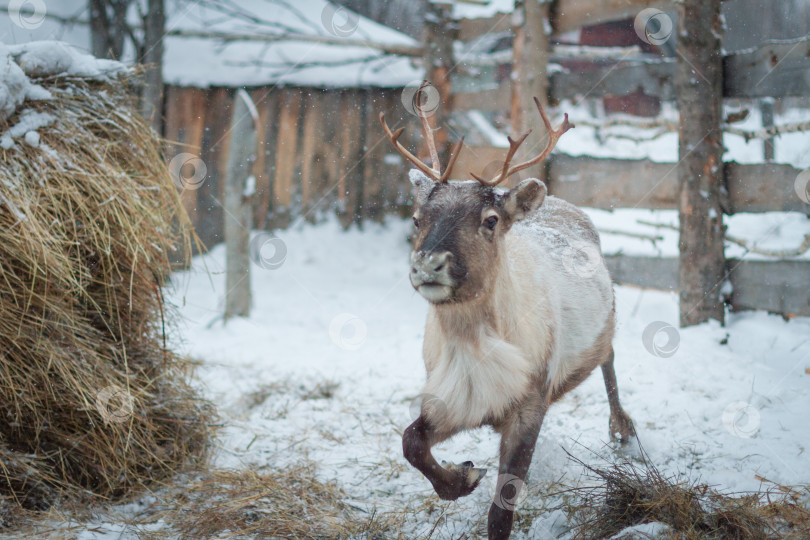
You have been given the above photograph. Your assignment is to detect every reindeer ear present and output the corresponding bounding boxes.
[409,169,436,206]
[501,178,547,224]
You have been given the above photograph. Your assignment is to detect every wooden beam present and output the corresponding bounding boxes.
[605,255,810,317]
[605,255,678,291]
[724,38,810,98]
[457,0,677,40]
[724,162,809,214]
[552,0,676,34]
[548,155,677,209]
[676,0,726,326]
[454,39,810,105]
[728,259,810,317]
[451,153,807,214]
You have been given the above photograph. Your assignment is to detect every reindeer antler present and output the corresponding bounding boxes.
[379,82,464,183]
[471,97,574,187]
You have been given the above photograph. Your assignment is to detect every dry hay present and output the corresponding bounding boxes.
[563,449,810,539]
[145,463,402,539]
[0,69,212,518]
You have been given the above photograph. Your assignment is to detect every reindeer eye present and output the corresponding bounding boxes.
[412,216,419,228]
[483,215,498,231]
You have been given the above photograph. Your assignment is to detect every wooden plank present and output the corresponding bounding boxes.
[362,92,387,222]
[552,0,677,35]
[457,14,512,42]
[163,86,206,231]
[457,0,676,41]
[605,255,679,291]
[449,153,806,213]
[299,90,321,216]
[337,90,365,228]
[605,255,810,317]
[549,155,677,209]
[729,259,810,316]
[254,88,279,229]
[273,88,302,219]
[455,42,810,106]
[454,86,511,113]
[724,38,810,98]
[551,57,677,101]
[319,91,341,213]
[195,87,232,248]
[725,162,808,214]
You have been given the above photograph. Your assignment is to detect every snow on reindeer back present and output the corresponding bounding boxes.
[0,40,127,149]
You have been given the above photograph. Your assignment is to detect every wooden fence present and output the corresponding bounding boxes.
[163,7,810,317]
[164,85,420,248]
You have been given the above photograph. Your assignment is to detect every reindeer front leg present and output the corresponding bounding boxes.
[403,415,486,500]
[488,395,547,540]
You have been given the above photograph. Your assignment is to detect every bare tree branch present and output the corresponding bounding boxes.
[638,220,810,258]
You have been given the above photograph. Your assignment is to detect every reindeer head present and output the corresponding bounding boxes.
[381,88,573,304]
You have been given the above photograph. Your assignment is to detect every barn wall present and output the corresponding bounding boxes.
[164,85,420,249]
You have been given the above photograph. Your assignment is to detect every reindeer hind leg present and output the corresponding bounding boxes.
[601,347,636,443]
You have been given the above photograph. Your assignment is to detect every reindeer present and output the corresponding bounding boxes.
[380,93,635,539]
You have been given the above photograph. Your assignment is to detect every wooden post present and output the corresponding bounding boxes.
[760,99,775,162]
[423,1,456,166]
[224,89,258,320]
[676,0,726,326]
[511,0,551,184]
[141,0,165,133]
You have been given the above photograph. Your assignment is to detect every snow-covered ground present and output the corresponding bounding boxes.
[149,215,809,538]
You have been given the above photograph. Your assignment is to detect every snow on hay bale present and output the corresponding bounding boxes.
[0,41,211,517]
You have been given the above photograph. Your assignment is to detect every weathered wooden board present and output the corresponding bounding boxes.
[255,89,280,229]
[299,90,322,214]
[457,0,677,41]
[728,259,810,316]
[724,161,809,214]
[454,38,810,106]
[605,255,810,316]
[551,57,678,101]
[605,255,679,291]
[273,88,302,215]
[362,92,388,222]
[724,39,810,99]
[195,87,232,248]
[454,152,807,213]
[337,90,366,228]
[163,86,207,229]
[549,155,678,209]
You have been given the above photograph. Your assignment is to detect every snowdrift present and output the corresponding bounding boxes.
[0,42,210,519]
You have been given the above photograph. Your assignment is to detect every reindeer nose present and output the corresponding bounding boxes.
[411,251,453,279]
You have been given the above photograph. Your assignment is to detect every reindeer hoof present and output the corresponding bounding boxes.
[609,411,636,445]
[434,461,487,501]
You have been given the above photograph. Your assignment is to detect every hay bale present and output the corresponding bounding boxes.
[0,41,211,515]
